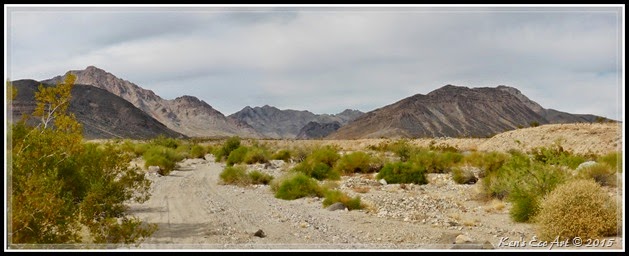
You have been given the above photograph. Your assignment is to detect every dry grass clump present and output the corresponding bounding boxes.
[535,179,619,241]
[352,186,371,193]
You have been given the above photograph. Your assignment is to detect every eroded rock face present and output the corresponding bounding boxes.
[296,121,341,139]
[229,105,363,139]
[328,84,612,139]
[43,66,261,138]
[10,79,183,139]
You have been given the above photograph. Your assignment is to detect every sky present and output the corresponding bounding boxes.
[5,5,624,120]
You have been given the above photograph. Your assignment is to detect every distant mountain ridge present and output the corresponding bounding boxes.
[229,105,363,139]
[11,79,183,139]
[43,66,261,138]
[327,84,613,139]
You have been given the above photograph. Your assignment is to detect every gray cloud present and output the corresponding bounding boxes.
[6,6,623,120]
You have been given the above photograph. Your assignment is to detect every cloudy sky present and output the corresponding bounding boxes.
[5,5,623,120]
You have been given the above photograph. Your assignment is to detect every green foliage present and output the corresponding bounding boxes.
[292,146,341,180]
[464,151,509,178]
[143,146,182,176]
[409,149,463,173]
[151,135,181,149]
[451,167,477,184]
[535,179,619,241]
[334,151,378,174]
[388,139,413,162]
[189,144,207,159]
[226,146,248,166]
[598,151,622,173]
[271,149,292,162]
[530,144,586,169]
[274,173,324,200]
[322,190,364,210]
[214,136,241,162]
[530,121,540,127]
[482,151,569,222]
[376,162,428,185]
[219,166,248,185]
[577,163,617,187]
[244,146,270,164]
[10,75,155,245]
[248,170,274,185]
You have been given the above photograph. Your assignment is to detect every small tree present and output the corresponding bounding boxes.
[9,75,156,247]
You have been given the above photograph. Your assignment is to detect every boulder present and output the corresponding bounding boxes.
[576,161,597,171]
[253,229,266,238]
[455,234,472,244]
[327,202,347,211]
[379,179,388,185]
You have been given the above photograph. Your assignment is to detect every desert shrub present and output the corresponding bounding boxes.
[376,162,427,185]
[226,146,249,166]
[219,166,248,185]
[530,121,540,127]
[132,143,150,158]
[292,146,341,180]
[151,135,181,149]
[143,146,182,175]
[214,136,241,162]
[483,152,569,222]
[598,151,622,173]
[322,190,364,210]
[174,143,192,159]
[530,144,586,169]
[189,144,207,159]
[465,151,509,178]
[291,146,311,163]
[248,170,274,185]
[451,167,477,184]
[410,150,463,173]
[271,149,292,162]
[274,173,324,200]
[535,179,619,241]
[334,151,376,174]
[577,163,617,187]
[387,139,413,162]
[244,146,270,164]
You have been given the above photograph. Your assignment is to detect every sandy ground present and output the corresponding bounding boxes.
[124,156,623,251]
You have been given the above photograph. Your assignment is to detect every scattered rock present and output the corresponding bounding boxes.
[327,202,347,211]
[437,232,462,244]
[576,161,597,171]
[253,229,266,238]
[379,179,387,185]
[455,234,472,244]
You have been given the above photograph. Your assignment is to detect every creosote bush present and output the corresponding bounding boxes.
[530,144,586,170]
[376,162,427,185]
[451,167,477,184]
[535,179,619,241]
[219,166,274,186]
[271,149,292,162]
[214,136,241,162]
[292,146,341,180]
[274,173,324,200]
[333,151,380,174]
[409,149,463,173]
[322,190,364,210]
[577,163,617,187]
[597,151,622,173]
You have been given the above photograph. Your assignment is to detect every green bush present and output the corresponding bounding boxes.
[451,167,477,184]
[577,163,617,187]
[334,151,375,174]
[598,152,622,173]
[271,149,292,162]
[143,146,182,175]
[482,152,569,222]
[322,190,364,210]
[292,146,341,180]
[244,147,270,164]
[214,136,241,162]
[219,166,248,185]
[226,146,248,166]
[376,162,427,185]
[248,170,274,185]
[274,173,324,200]
[388,139,413,162]
[151,135,180,149]
[410,150,463,173]
[530,144,586,169]
[189,144,207,159]
[464,151,509,178]
[535,179,619,241]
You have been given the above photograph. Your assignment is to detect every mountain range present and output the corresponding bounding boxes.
[10,66,613,140]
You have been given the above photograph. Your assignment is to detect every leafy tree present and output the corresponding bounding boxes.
[9,75,156,247]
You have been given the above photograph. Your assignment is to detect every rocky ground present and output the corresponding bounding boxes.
[125,154,623,251]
